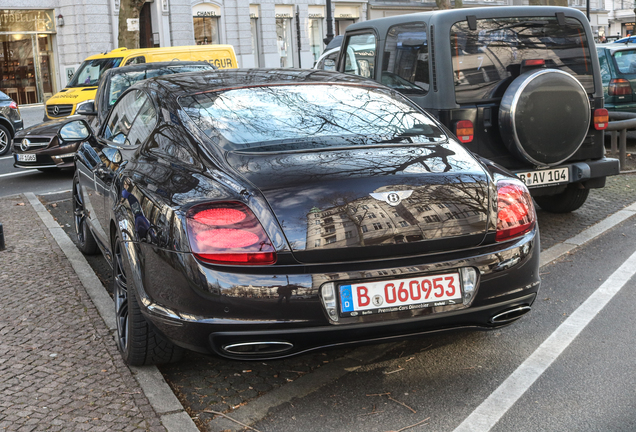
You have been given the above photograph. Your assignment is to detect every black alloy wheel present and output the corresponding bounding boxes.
[112,236,184,366]
[0,124,10,156]
[72,174,98,254]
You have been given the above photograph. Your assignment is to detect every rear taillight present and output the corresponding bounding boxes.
[521,59,546,67]
[455,120,473,144]
[496,179,535,242]
[608,78,632,96]
[186,202,276,265]
[593,108,609,130]
[9,101,18,110]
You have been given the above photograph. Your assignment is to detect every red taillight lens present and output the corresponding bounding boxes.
[608,78,632,96]
[521,59,546,67]
[9,101,18,110]
[455,120,473,143]
[186,202,276,265]
[496,179,536,242]
[593,108,609,130]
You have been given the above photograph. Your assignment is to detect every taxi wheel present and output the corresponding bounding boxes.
[534,185,590,213]
[113,236,184,366]
[0,125,10,156]
[72,174,98,255]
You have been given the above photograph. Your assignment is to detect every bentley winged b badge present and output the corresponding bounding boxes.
[369,190,413,207]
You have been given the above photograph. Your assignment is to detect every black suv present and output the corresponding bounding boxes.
[338,6,619,212]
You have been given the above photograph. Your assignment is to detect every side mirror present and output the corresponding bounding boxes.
[76,101,97,116]
[103,147,122,165]
[58,120,92,143]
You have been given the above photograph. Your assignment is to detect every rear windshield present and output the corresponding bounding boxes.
[451,17,593,103]
[180,84,446,152]
[68,57,123,88]
[108,65,214,108]
[611,49,636,74]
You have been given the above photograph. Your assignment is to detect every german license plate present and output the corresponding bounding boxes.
[17,154,36,162]
[516,167,569,188]
[339,272,462,317]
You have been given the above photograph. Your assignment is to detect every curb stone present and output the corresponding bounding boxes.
[24,192,200,432]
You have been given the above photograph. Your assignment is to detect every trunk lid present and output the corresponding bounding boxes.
[226,143,492,264]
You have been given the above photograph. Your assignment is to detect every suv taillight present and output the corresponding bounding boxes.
[186,202,277,265]
[593,108,609,130]
[9,101,17,109]
[608,78,632,96]
[496,179,536,242]
[455,120,473,144]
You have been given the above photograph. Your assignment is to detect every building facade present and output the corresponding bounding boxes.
[1,0,609,106]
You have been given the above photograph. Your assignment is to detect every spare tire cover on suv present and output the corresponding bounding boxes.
[499,69,590,166]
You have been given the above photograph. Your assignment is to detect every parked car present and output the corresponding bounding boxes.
[612,36,636,44]
[597,43,636,112]
[313,47,339,71]
[13,61,215,171]
[67,69,540,365]
[44,44,237,121]
[337,6,620,213]
[0,90,23,156]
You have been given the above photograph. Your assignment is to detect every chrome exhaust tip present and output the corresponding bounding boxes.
[490,305,532,324]
[223,341,294,355]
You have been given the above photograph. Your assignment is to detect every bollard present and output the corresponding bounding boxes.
[611,130,618,155]
[0,223,4,251]
[620,129,627,171]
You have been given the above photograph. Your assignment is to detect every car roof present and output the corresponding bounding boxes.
[597,43,636,52]
[345,5,588,33]
[141,68,385,98]
[110,61,214,76]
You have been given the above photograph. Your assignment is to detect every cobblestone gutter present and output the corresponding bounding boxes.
[0,194,167,432]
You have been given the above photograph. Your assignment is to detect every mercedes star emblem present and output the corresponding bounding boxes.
[20,139,30,152]
[52,106,60,116]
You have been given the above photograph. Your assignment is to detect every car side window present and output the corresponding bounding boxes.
[102,90,146,145]
[125,99,157,146]
[381,23,429,95]
[598,51,610,87]
[125,56,146,65]
[317,51,339,71]
[341,33,376,78]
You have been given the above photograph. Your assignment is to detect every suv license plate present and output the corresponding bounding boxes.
[17,154,36,162]
[516,167,569,188]
[339,273,462,317]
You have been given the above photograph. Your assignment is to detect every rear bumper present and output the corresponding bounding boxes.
[513,157,620,194]
[132,227,541,360]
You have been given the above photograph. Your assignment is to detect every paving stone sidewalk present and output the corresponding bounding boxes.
[0,194,167,432]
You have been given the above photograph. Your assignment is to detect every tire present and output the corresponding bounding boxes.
[499,69,590,166]
[534,185,590,213]
[72,174,99,255]
[113,236,184,366]
[0,124,11,156]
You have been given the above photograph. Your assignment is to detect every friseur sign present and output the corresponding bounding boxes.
[0,10,56,33]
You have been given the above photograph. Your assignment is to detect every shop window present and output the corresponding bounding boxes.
[309,18,323,63]
[276,17,294,68]
[251,17,261,67]
[194,17,219,45]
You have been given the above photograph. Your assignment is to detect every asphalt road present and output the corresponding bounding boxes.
[0,105,74,198]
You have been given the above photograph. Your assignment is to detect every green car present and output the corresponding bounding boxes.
[597,43,636,112]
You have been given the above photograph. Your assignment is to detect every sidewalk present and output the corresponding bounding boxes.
[0,194,166,432]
